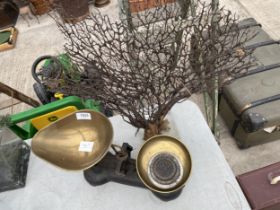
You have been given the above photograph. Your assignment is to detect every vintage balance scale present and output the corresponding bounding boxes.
[0,96,101,192]
[31,109,192,200]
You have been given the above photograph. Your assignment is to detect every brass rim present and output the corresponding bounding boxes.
[31,109,113,170]
[136,135,192,193]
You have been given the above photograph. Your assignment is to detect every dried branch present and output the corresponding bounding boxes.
[48,0,257,139]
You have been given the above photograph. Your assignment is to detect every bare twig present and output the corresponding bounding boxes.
[49,0,257,139]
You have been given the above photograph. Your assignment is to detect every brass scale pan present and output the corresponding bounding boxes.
[32,110,192,193]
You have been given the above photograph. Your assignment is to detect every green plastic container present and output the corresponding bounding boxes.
[9,96,101,140]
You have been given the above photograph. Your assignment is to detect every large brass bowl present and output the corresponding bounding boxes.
[31,110,113,170]
[136,135,192,193]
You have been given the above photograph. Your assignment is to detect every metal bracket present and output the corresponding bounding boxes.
[112,143,133,176]
[241,112,267,132]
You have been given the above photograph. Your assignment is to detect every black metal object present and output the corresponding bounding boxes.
[33,83,53,104]
[245,40,280,50]
[230,93,280,136]
[31,55,114,117]
[84,143,182,201]
[238,22,262,30]
[149,152,181,187]
[31,55,68,105]
[239,94,280,116]
[31,55,63,84]
[84,151,144,187]
[241,112,267,133]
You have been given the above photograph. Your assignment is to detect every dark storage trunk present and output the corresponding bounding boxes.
[55,0,89,23]
[237,162,280,210]
[219,18,280,148]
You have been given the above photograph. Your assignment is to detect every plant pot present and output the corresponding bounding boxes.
[129,0,176,13]
[55,0,89,23]
[0,0,19,29]
[94,0,110,8]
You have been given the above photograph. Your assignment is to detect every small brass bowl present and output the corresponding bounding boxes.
[32,110,113,170]
[136,135,192,194]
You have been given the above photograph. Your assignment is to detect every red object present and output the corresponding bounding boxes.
[29,0,51,15]
[129,0,176,13]
[237,162,280,210]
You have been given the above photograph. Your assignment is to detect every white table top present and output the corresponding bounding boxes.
[0,101,251,210]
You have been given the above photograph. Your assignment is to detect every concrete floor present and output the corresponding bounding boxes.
[0,0,280,175]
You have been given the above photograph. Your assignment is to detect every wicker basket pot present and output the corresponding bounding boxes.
[56,0,89,23]
[29,0,51,15]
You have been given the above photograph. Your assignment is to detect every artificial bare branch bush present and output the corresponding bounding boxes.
[189,3,257,89]
[49,0,257,139]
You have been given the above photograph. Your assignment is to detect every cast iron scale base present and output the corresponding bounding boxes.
[84,143,182,201]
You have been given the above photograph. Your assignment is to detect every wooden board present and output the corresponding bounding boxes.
[0,82,40,108]
[0,98,21,110]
